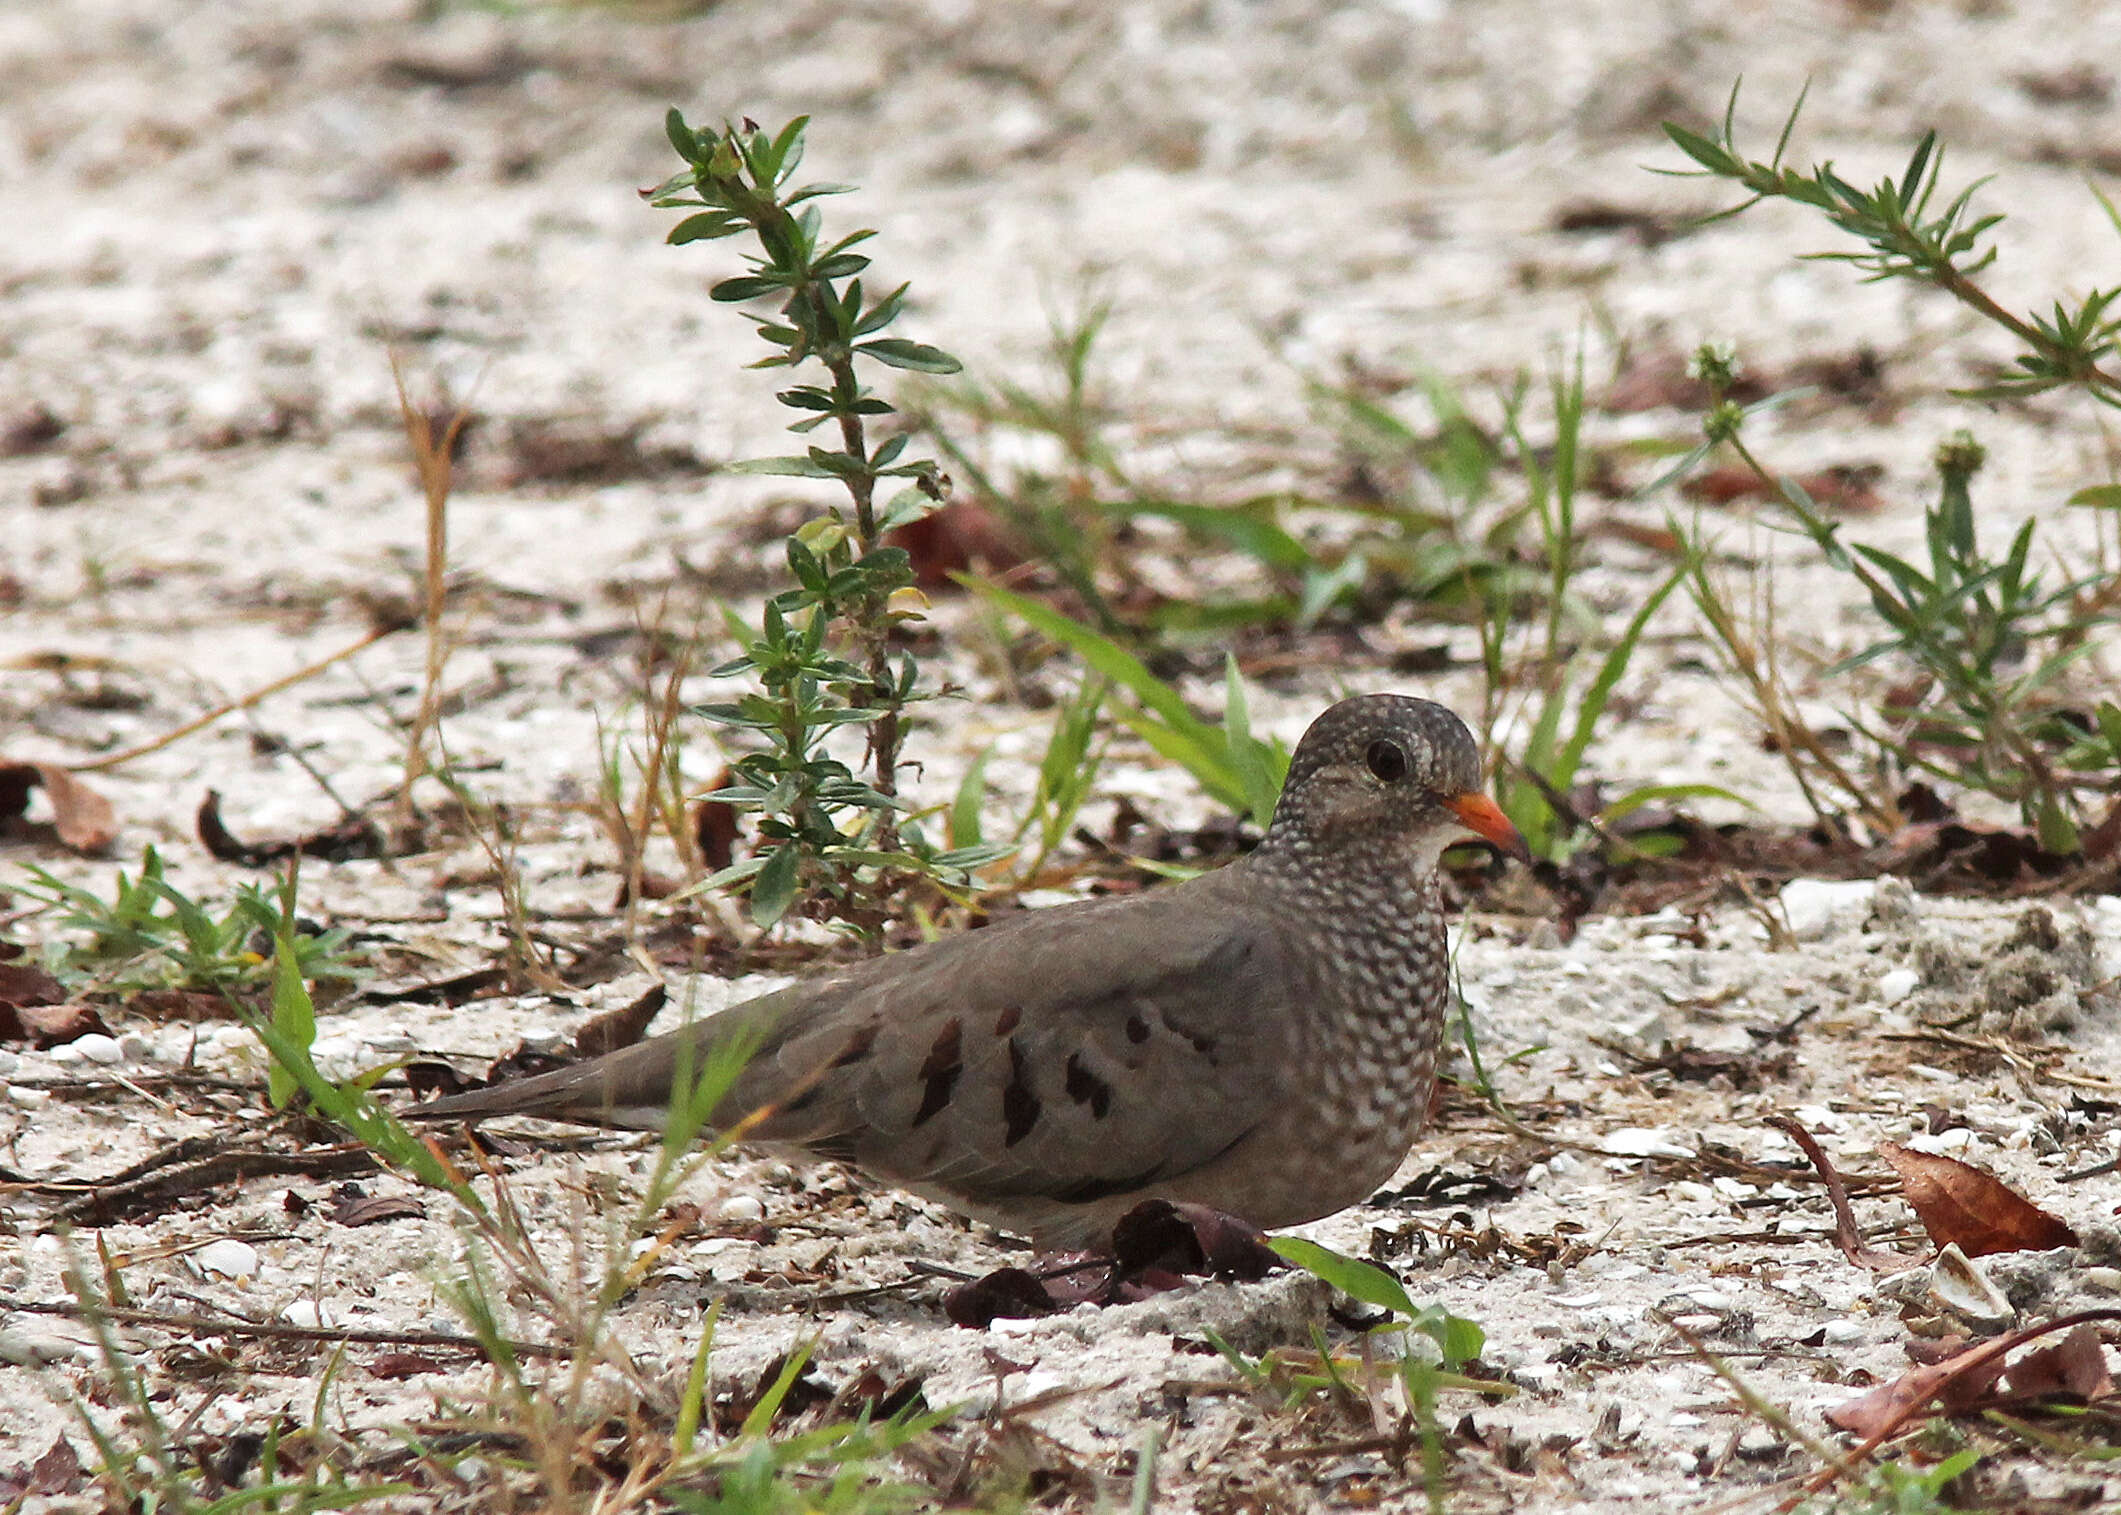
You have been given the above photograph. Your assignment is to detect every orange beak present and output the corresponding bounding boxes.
[1445,792,1531,864]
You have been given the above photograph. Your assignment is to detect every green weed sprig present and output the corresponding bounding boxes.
[650,114,997,928]
[1664,84,2121,409]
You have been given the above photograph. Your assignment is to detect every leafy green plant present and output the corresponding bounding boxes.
[1268,1238,1502,1513]
[1663,84,2121,410]
[18,847,357,998]
[1461,355,1740,862]
[1798,1447,1980,1515]
[1672,340,2114,848]
[649,113,998,929]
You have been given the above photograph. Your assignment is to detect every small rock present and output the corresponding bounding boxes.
[1780,879,1876,940]
[1822,1319,1865,1344]
[718,1194,766,1225]
[72,1033,124,1065]
[7,1086,50,1109]
[281,1300,334,1329]
[1876,967,1921,1004]
[1601,1127,1691,1159]
[2080,1267,2121,1295]
[191,1239,260,1282]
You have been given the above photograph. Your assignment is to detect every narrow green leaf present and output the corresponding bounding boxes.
[711,275,784,303]
[1268,1237,1419,1318]
[750,844,803,927]
[857,338,963,374]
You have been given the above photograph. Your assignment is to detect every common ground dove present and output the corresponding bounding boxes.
[408,694,1525,1247]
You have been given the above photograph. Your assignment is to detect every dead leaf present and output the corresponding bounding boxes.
[198,789,383,865]
[1681,463,1884,514]
[1824,1311,2121,1445]
[570,982,666,1058]
[1110,1199,1283,1284]
[329,1193,427,1227]
[1880,1142,2081,1256]
[943,1266,1063,1328]
[0,962,66,1010]
[3,1001,112,1049]
[2003,1323,2114,1400]
[887,499,1024,589]
[0,761,116,853]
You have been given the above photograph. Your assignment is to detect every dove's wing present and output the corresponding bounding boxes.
[409,868,1299,1213]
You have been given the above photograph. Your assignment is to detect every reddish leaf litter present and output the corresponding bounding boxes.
[0,761,115,854]
[1880,1141,2083,1257]
[944,1200,1285,1327]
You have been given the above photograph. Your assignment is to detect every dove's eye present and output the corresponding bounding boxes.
[1365,740,1408,783]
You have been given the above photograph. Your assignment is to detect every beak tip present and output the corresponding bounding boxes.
[1446,792,1532,866]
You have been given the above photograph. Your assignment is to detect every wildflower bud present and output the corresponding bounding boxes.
[1686,341,1743,390]
[1933,429,1985,483]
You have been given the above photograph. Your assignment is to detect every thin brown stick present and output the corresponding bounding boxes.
[66,622,406,774]
[1766,1115,1906,1271]
[391,354,471,817]
[0,1293,563,1358]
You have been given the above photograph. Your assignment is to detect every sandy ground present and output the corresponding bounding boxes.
[3,1,2121,1509]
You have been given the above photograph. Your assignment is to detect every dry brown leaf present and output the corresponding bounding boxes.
[1880,1141,2081,1256]
[4,1001,113,1049]
[0,962,66,1010]
[2003,1323,2115,1400]
[0,760,117,853]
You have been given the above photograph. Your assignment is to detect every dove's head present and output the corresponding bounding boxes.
[1261,694,1528,873]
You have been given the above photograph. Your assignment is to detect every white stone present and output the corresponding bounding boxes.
[281,1300,334,1329]
[6,1086,51,1109]
[1780,879,1876,939]
[72,1033,124,1065]
[191,1239,260,1281]
[1822,1319,1865,1344]
[1876,968,1921,1004]
[718,1194,766,1224]
[1601,1127,1692,1159]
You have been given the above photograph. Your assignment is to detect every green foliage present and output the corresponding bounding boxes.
[1789,433,2106,848]
[973,581,1289,829]
[651,112,998,929]
[1798,1447,1980,1515]
[1670,337,2115,847]
[1268,1237,1504,1514]
[1476,356,1742,861]
[1663,83,2121,409]
[18,847,358,997]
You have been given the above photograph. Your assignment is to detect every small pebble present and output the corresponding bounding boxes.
[191,1238,260,1281]
[7,1087,50,1109]
[718,1194,766,1224]
[1780,878,1875,938]
[1823,1319,1864,1344]
[281,1300,334,1329]
[1876,967,1920,1004]
[73,1033,124,1065]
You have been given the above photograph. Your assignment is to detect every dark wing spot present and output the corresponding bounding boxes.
[1001,1037,1041,1147]
[810,1132,860,1163]
[910,1020,963,1128]
[831,1024,877,1067]
[993,1006,1021,1037]
[1050,1164,1163,1205]
[1124,1014,1151,1044]
[1063,1052,1112,1119]
[1160,1011,1217,1059]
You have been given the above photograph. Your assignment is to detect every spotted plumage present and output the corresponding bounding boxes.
[405,694,1527,1248]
